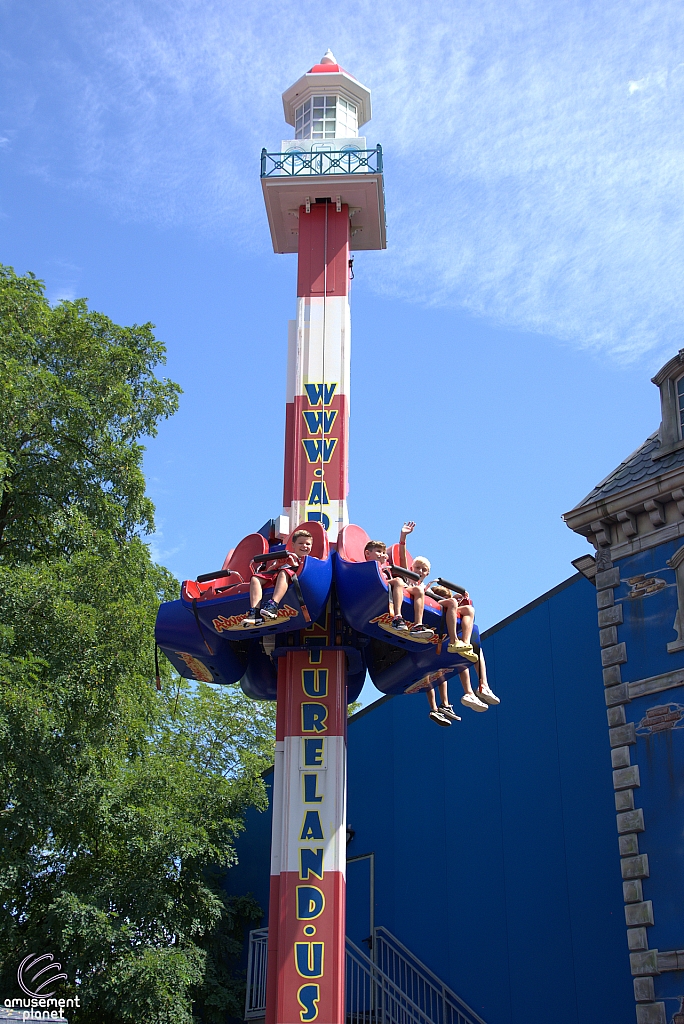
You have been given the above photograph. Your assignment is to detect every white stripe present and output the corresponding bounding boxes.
[295,296,351,395]
[269,740,285,876]
[279,734,347,876]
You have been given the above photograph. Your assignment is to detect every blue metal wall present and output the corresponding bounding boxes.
[225,573,635,1023]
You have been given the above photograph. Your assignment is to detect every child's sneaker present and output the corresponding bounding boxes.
[391,615,409,632]
[260,599,279,620]
[477,686,501,706]
[243,608,262,627]
[438,703,461,721]
[409,623,435,639]
[461,692,488,712]
[429,708,451,727]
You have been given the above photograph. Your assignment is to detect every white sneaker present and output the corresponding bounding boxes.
[477,686,500,706]
[438,703,462,722]
[461,692,488,712]
[429,709,451,727]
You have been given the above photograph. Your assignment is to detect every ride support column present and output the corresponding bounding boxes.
[283,201,351,542]
[265,646,348,1024]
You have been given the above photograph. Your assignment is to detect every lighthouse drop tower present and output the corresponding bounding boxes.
[260,52,385,1024]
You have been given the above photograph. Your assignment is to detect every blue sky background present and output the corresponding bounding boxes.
[2,0,683,701]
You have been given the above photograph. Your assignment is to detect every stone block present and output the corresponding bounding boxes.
[606,683,631,706]
[599,603,624,627]
[597,588,615,609]
[628,927,649,951]
[634,977,655,1002]
[616,790,635,811]
[657,949,684,971]
[600,626,619,647]
[624,879,643,903]
[630,949,659,975]
[611,746,631,769]
[603,664,622,686]
[626,901,654,927]
[636,1004,666,1024]
[596,567,621,590]
[607,705,627,727]
[620,834,640,856]
[610,723,637,747]
[617,809,645,834]
[621,853,649,878]
[602,643,628,667]
[614,765,640,789]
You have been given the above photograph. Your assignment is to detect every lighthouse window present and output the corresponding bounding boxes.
[312,96,337,138]
[337,98,358,136]
[677,375,684,437]
[295,100,312,139]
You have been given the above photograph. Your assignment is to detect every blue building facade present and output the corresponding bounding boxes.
[229,351,684,1024]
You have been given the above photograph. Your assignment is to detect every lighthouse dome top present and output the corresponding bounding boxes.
[282,51,372,135]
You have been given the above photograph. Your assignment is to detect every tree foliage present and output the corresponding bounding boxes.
[0,268,276,1022]
[0,265,181,563]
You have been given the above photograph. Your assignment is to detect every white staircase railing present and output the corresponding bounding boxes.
[244,926,488,1024]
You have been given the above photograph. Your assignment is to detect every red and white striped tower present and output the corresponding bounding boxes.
[261,52,386,1024]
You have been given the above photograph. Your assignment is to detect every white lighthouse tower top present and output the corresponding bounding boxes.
[282,50,372,137]
[261,53,386,254]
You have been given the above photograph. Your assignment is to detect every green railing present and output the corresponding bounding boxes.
[260,145,383,178]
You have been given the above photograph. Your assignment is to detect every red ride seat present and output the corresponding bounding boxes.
[337,524,370,562]
[183,533,269,602]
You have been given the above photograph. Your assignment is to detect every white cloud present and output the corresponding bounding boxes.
[4,0,684,359]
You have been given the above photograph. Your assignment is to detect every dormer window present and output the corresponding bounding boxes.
[294,95,358,140]
[677,375,684,438]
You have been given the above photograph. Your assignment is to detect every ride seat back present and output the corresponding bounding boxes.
[336,524,371,563]
[286,520,329,561]
[388,543,413,569]
[227,533,269,580]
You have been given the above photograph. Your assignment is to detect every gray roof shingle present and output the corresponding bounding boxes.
[575,431,684,508]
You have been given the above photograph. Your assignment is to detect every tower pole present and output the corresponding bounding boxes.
[265,649,347,1024]
[283,200,351,542]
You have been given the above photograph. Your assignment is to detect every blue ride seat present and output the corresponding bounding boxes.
[335,524,480,696]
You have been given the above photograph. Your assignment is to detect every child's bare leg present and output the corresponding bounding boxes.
[459,666,475,696]
[437,679,449,706]
[443,599,458,642]
[472,649,499,704]
[425,687,439,712]
[476,650,486,688]
[272,570,291,604]
[459,605,475,645]
[408,585,425,624]
[249,576,264,607]
[390,579,405,619]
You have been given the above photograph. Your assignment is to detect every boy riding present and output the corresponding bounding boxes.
[243,528,313,627]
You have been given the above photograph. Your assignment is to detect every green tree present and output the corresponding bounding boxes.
[0,265,180,563]
[0,268,276,1023]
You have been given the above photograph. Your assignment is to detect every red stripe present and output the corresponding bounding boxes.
[281,650,348,737]
[275,870,346,1024]
[297,204,350,298]
[290,394,348,504]
[265,873,280,1024]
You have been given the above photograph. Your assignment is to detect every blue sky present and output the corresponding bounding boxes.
[2,0,683,700]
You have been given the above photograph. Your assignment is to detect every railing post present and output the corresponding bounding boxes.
[376,144,383,174]
[260,148,267,177]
